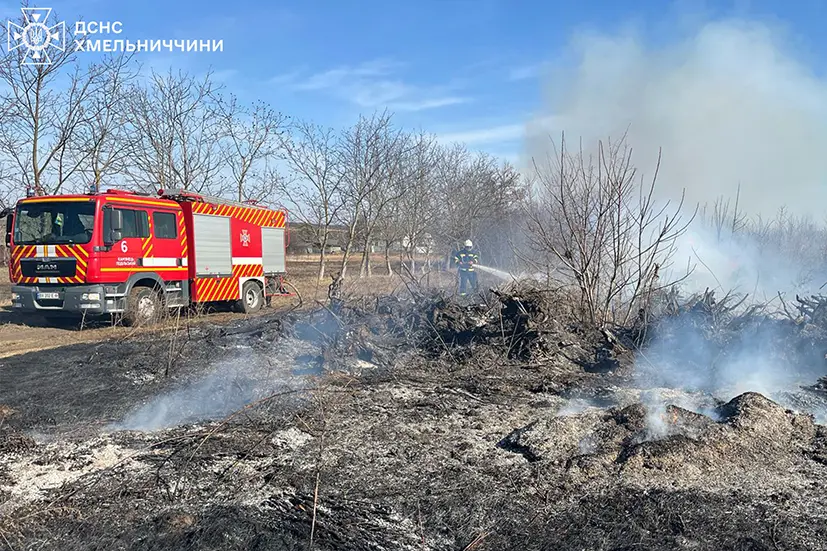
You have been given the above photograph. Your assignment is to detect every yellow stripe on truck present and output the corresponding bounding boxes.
[100,267,188,272]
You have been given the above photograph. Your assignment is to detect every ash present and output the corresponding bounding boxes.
[3,284,827,550]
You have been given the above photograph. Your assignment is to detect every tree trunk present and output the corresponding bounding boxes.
[384,243,392,275]
[340,241,353,277]
[317,232,328,281]
[359,241,372,278]
[340,221,358,277]
[32,81,42,195]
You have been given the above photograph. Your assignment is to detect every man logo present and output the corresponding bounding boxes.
[7,8,66,66]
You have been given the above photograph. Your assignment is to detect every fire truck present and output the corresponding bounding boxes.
[4,188,290,326]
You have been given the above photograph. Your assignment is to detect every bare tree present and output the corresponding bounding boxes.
[217,95,286,201]
[72,53,139,191]
[523,132,695,327]
[429,146,524,268]
[336,110,406,278]
[124,69,227,195]
[357,129,411,277]
[699,183,747,243]
[277,119,345,281]
[0,7,116,195]
[393,131,439,273]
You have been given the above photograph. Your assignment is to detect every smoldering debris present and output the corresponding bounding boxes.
[111,354,302,432]
[633,287,827,421]
[5,281,827,550]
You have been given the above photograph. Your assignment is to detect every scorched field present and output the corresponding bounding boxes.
[3,267,827,550]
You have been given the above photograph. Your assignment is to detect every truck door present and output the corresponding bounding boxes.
[101,206,149,276]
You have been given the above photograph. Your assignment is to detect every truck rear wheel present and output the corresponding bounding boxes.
[237,281,263,314]
[123,286,161,327]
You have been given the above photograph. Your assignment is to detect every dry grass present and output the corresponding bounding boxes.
[0,254,452,359]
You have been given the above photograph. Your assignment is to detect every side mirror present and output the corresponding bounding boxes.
[4,214,12,247]
[111,209,123,232]
[103,208,123,246]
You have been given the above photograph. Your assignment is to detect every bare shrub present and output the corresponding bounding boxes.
[522,132,695,327]
[696,191,827,294]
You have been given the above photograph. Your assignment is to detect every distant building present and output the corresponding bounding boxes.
[287,222,424,256]
[401,233,435,255]
[287,222,348,254]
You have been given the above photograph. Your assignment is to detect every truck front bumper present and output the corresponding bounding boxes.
[10,284,117,315]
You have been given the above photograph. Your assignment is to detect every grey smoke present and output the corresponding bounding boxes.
[112,353,305,432]
[522,14,827,425]
[525,17,827,220]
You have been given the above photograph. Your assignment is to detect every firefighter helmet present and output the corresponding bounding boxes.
[464,239,473,247]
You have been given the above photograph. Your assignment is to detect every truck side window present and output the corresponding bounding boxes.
[117,208,149,238]
[153,212,177,239]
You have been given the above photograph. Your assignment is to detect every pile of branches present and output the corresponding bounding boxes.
[782,294,827,327]
[627,285,827,389]
[635,287,774,347]
[311,278,584,365]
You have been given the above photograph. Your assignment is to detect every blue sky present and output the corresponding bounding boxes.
[9,0,827,163]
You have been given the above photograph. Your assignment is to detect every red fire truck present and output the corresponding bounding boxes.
[4,188,290,325]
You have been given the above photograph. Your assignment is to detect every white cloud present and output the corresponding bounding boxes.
[508,62,549,81]
[210,69,238,83]
[276,59,470,112]
[437,115,557,147]
[269,69,307,85]
[438,123,524,145]
[292,59,401,91]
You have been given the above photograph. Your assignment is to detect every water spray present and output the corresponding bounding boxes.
[475,264,547,282]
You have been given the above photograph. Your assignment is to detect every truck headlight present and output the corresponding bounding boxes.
[11,292,19,300]
[81,292,100,301]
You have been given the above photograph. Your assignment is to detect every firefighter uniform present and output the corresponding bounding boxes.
[453,241,480,295]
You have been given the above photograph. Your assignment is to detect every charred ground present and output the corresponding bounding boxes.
[4,283,827,550]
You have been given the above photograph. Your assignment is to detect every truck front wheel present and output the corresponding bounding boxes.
[123,286,161,327]
[237,281,263,314]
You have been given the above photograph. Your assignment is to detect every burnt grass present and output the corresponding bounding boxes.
[3,284,827,550]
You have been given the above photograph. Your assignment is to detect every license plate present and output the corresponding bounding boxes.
[37,292,60,300]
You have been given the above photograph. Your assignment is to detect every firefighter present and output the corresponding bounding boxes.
[453,239,479,296]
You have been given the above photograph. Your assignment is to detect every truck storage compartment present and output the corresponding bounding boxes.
[261,227,285,273]
[193,214,232,276]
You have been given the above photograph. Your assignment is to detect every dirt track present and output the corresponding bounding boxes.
[4,279,827,550]
[0,255,411,357]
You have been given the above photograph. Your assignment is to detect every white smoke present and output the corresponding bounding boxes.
[526,17,827,220]
[522,14,827,424]
[522,14,827,296]
[111,353,305,432]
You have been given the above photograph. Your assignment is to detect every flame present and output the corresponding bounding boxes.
[659,409,680,425]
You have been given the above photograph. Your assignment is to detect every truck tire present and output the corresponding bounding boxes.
[123,286,161,327]
[237,281,263,314]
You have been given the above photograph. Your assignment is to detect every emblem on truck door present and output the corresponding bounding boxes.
[240,229,250,247]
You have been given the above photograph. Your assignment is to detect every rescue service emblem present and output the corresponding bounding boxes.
[240,229,250,247]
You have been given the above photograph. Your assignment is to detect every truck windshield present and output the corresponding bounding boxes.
[13,201,96,245]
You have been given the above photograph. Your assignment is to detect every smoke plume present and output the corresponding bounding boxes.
[111,353,305,432]
[522,14,827,427]
[525,17,827,220]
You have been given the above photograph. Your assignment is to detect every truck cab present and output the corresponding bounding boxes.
[6,190,188,323]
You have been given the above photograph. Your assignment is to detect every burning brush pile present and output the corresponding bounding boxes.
[3,282,827,549]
